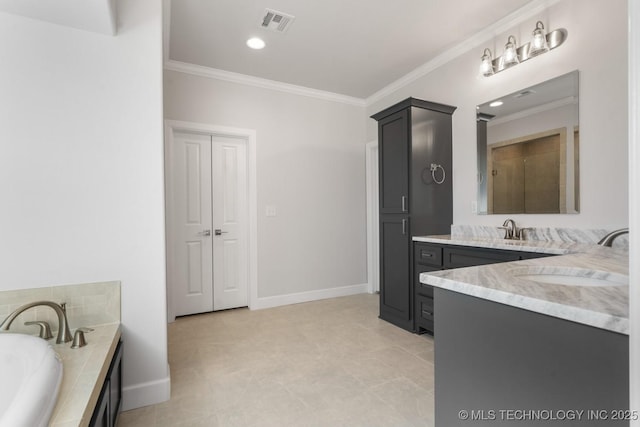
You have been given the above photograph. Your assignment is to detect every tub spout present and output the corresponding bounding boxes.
[0,301,73,344]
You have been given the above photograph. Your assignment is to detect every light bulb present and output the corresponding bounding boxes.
[502,35,519,68]
[528,21,549,57]
[479,48,494,77]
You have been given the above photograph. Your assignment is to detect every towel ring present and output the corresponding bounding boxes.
[430,163,446,185]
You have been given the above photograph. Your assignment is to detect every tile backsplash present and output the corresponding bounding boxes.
[450,225,629,250]
[0,281,120,336]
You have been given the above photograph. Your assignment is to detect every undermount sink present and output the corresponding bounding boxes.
[511,266,628,287]
[0,333,63,427]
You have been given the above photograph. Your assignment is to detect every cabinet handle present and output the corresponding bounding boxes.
[402,219,407,235]
[421,251,433,258]
[422,310,433,317]
[401,196,407,212]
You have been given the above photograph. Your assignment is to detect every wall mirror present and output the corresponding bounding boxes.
[476,70,579,214]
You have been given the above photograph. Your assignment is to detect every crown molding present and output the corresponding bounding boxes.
[163,0,561,109]
[164,60,366,107]
[365,0,563,107]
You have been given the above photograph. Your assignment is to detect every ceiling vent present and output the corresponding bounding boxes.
[514,89,536,98]
[260,8,295,33]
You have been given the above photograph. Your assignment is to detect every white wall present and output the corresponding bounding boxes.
[367,0,628,229]
[628,0,639,421]
[164,70,367,299]
[0,0,169,409]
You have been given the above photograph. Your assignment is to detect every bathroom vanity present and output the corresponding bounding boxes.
[419,234,630,426]
[413,239,554,334]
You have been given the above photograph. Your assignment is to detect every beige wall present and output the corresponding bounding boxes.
[164,71,368,299]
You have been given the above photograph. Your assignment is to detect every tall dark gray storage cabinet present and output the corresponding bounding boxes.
[371,98,456,332]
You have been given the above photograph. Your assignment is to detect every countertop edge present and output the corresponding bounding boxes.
[423,274,629,335]
[79,326,121,427]
[412,235,571,254]
[49,323,122,427]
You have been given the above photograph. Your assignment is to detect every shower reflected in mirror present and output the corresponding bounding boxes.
[476,70,579,214]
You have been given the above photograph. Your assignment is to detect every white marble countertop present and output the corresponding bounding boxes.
[417,235,629,335]
[50,323,121,427]
[414,234,591,254]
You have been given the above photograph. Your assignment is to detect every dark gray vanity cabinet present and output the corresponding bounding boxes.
[435,288,629,426]
[414,242,554,334]
[90,340,123,427]
[372,98,456,331]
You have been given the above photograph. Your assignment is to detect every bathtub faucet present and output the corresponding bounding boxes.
[0,301,73,344]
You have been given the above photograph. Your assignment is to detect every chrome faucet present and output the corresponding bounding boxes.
[597,228,629,247]
[0,301,73,344]
[500,219,519,240]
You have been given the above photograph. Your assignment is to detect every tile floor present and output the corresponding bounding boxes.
[118,294,435,427]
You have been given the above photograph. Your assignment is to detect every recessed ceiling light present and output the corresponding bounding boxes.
[246,37,265,50]
[489,100,504,107]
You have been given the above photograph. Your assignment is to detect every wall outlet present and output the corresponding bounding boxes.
[471,200,478,214]
[265,205,277,217]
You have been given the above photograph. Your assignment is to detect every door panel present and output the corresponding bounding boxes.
[378,111,409,214]
[171,132,214,316]
[187,242,204,294]
[212,138,248,310]
[379,216,411,327]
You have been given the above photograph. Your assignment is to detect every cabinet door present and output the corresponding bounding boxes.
[89,380,109,427]
[108,341,123,427]
[379,216,412,329]
[378,110,409,214]
[410,108,453,235]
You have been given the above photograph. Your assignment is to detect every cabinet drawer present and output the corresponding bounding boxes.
[443,246,520,269]
[416,295,435,334]
[418,295,434,321]
[415,244,442,267]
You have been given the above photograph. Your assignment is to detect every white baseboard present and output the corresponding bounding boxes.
[122,367,171,411]
[250,283,369,310]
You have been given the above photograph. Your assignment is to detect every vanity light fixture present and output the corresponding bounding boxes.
[479,21,567,77]
[246,37,266,50]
